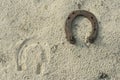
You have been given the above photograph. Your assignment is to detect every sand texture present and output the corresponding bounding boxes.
[0,0,120,80]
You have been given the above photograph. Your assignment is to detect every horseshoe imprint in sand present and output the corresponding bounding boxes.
[16,38,50,74]
[65,10,99,44]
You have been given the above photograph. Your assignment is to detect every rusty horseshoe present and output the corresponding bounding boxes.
[65,10,99,44]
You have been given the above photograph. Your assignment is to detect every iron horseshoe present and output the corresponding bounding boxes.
[65,10,99,44]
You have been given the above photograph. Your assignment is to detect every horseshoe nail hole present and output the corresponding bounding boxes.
[72,12,75,14]
[68,17,70,19]
[91,17,93,19]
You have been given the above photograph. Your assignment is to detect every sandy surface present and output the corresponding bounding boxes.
[0,0,120,80]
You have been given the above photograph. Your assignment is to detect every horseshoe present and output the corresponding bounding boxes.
[65,10,99,44]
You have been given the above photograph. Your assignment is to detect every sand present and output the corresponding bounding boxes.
[0,0,120,80]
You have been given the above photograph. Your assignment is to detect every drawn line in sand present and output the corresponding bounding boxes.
[16,38,31,71]
[16,37,50,74]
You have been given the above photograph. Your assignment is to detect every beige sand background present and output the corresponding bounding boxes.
[0,0,120,80]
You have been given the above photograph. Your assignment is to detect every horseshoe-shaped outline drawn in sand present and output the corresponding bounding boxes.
[65,10,99,44]
[16,37,50,74]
